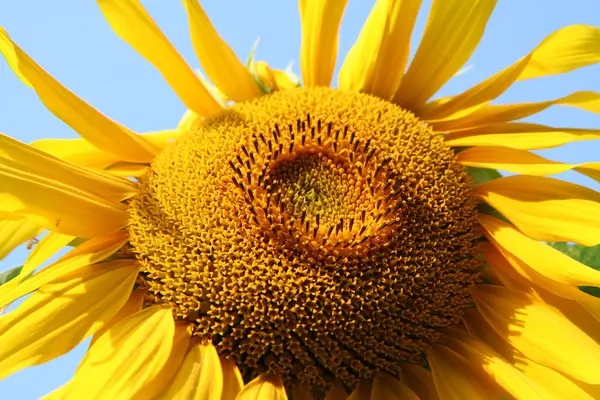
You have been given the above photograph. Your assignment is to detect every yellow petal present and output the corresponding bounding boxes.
[236,373,288,400]
[220,357,244,400]
[476,175,600,246]
[68,306,175,400]
[0,27,159,163]
[338,0,422,99]
[41,381,72,400]
[399,364,438,400]
[393,0,497,111]
[96,0,223,117]
[446,328,548,399]
[0,159,128,237]
[0,218,42,261]
[0,260,138,380]
[292,386,314,400]
[6,231,75,290]
[457,146,600,183]
[104,162,150,178]
[0,133,137,203]
[299,0,348,87]
[0,230,128,309]
[159,342,223,400]
[324,383,348,400]
[473,284,600,384]
[422,25,600,120]
[444,122,600,149]
[182,0,261,102]
[463,308,598,400]
[479,215,600,288]
[347,380,372,400]
[253,61,300,92]
[518,25,600,80]
[434,91,600,131]
[91,289,145,346]
[30,129,179,170]
[371,373,419,400]
[426,344,499,399]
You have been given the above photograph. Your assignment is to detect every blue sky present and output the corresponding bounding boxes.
[1,1,599,398]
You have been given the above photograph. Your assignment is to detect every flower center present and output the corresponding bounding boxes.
[127,87,482,392]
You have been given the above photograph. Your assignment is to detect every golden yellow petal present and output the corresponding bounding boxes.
[96,0,223,117]
[0,27,159,163]
[446,328,548,399]
[338,0,422,99]
[399,364,438,400]
[104,162,150,178]
[0,159,128,237]
[182,0,261,102]
[0,260,138,380]
[473,284,600,384]
[457,146,600,183]
[422,25,600,120]
[159,341,223,400]
[464,308,598,400]
[90,289,145,346]
[0,218,42,261]
[31,137,120,170]
[324,383,348,400]
[299,0,348,87]
[434,91,600,131]
[220,357,244,400]
[393,0,496,111]
[68,306,175,400]
[0,133,137,203]
[347,380,371,400]
[426,344,500,399]
[372,373,419,399]
[479,215,600,288]
[235,373,288,400]
[0,230,128,310]
[252,61,300,92]
[476,175,600,246]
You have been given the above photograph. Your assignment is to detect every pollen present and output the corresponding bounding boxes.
[127,87,483,393]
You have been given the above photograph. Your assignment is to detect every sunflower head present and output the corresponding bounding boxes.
[1,0,599,399]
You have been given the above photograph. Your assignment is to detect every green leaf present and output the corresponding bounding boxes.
[547,243,600,297]
[467,166,502,185]
[0,265,23,286]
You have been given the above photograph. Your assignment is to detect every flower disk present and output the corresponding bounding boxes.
[128,87,483,391]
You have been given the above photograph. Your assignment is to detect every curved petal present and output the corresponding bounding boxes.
[220,357,244,400]
[444,122,600,150]
[338,0,422,99]
[372,373,419,399]
[0,133,137,203]
[0,27,159,163]
[479,215,600,288]
[235,373,288,400]
[0,218,42,261]
[252,61,300,92]
[393,0,497,111]
[473,284,600,384]
[0,159,128,238]
[426,344,500,399]
[96,0,223,117]
[445,328,548,399]
[0,260,138,380]
[422,25,600,120]
[182,0,261,102]
[399,363,438,400]
[67,306,176,399]
[347,380,371,400]
[433,91,600,131]
[299,0,348,87]
[463,308,598,400]
[159,342,223,400]
[457,146,600,183]
[476,175,600,246]
[0,230,128,309]
[324,383,348,400]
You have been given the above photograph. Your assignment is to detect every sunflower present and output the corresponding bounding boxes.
[1,0,600,398]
